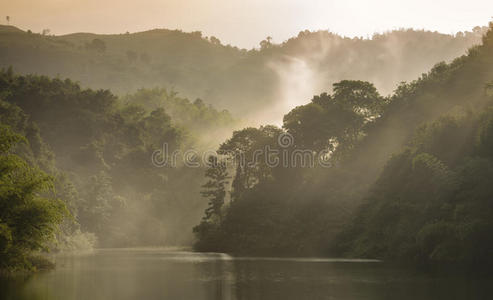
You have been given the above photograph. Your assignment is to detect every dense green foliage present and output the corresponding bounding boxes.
[0,25,487,120]
[0,125,65,272]
[335,109,493,270]
[193,23,493,272]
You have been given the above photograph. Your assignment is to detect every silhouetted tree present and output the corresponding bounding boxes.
[259,36,273,50]
[209,36,221,45]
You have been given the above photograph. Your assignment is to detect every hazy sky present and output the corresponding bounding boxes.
[1,0,492,48]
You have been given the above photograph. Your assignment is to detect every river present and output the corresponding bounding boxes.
[0,248,490,300]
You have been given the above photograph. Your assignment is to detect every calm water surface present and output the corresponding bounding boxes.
[1,248,491,300]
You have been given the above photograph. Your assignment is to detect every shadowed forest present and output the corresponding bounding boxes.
[1,21,493,275]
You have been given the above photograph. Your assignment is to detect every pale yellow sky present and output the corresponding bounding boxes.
[1,0,492,48]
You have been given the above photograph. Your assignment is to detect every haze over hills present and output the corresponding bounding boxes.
[5,1,493,296]
[0,24,488,124]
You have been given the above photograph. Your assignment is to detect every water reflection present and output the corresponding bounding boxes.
[0,248,491,300]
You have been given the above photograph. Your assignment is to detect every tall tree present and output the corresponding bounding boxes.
[200,156,230,222]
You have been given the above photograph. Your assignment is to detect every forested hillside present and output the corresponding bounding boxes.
[0,25,487,122]
[193,23,493,272]
[0,68,236,270]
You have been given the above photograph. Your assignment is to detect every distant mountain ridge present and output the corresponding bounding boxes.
[0,25,488,122]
